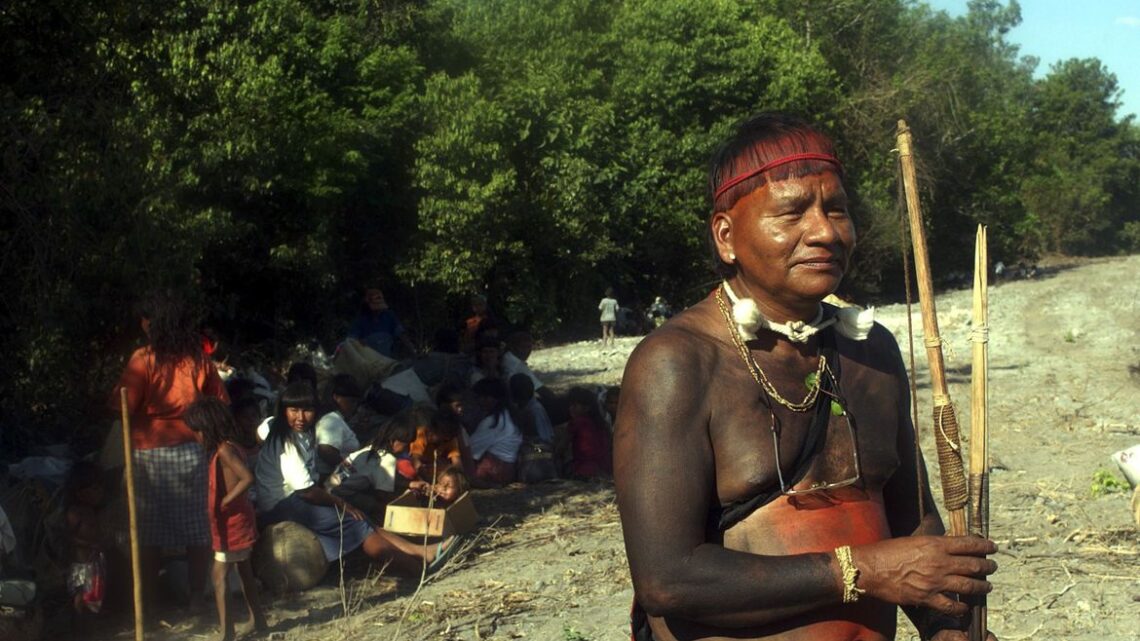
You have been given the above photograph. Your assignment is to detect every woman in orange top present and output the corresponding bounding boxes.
[113,291,228,612]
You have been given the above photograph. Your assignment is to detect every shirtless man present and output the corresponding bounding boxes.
[614,113,997,641]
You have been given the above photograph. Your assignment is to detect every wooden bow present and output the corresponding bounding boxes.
[896,121,991,641]
[896,120,968,537]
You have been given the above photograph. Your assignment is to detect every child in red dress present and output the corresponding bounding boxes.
[566,387,612,478]
[185,398,267,641]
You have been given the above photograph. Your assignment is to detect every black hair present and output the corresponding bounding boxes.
[137,290,203,368]
[370,407,419,454]
[427,409,462,441]
[285,362,318,389]
[226,377,257,402]
[331,373,363,399]
[475,337,502,369]
[266,381,317,446]
[210,342,231,365]
[567,386,607,430]
[184,396,243,452]
[364,386,412,416]
[509,373,535,406]
[472,377,510,429]
[706,113,841,279]
[435,381,465,410]
[231,395,262,418]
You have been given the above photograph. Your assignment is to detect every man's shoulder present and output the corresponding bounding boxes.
[625,301,722,378]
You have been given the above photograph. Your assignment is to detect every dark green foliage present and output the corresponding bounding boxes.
[2,0,1137,448]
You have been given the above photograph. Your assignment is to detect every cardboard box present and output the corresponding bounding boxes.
[383,490,478,538]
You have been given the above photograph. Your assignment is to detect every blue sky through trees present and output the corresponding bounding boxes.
[929,0,1140,119]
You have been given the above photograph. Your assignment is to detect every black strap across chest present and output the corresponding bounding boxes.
[714,328,841,532]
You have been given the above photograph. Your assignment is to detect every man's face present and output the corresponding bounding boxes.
[364,289,388,312]
[714,170,855,311]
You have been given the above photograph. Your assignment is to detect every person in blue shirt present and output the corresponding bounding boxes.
[348,287,416,358]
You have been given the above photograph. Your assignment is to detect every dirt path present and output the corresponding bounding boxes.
[86,256,1140,641]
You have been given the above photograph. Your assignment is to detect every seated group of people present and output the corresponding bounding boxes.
[73,288,613,639]
[229,338,615,509]
[298,286,617,489]
[205,294,618,574]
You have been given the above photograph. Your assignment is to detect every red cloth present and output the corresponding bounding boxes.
[471,453,516,485]
[115,347,229,450]
[463,314,487,341]
[208,444,258,554]
[569,415,612,477]
[396,455,417,480]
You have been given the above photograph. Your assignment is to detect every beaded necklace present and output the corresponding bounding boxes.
[714,285,825,413]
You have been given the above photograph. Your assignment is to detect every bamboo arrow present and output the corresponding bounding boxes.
[969,224,990,641]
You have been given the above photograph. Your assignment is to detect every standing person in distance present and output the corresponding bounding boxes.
[598,287,619,350]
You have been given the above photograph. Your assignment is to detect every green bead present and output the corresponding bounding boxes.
[804,372,819,390]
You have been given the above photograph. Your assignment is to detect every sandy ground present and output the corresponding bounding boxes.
[75,255,1140,641]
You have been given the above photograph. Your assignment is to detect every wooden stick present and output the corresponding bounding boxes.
[969,225,990,641]
[120,388,145,641]
[896,120,967,537]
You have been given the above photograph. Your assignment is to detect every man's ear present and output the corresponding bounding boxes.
[711,211,735,264]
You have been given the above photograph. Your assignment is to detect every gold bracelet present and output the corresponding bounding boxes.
[835,545,866,604]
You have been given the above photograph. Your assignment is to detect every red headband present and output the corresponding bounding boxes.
[713,152,843,202]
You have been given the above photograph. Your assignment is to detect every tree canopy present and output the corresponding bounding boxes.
[2,0,1137,447]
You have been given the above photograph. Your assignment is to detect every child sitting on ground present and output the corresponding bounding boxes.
[184,398,267,641]
[466,378,523,486]
[65,461,106,616]
[566,387,612,478]
[327,408,429,522]
[429,466,470,507]
[410,409,464,481]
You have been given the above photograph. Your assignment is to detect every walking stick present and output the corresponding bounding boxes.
[895,120,968,537]
[120,388,145,641]
[968,225,990,641]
